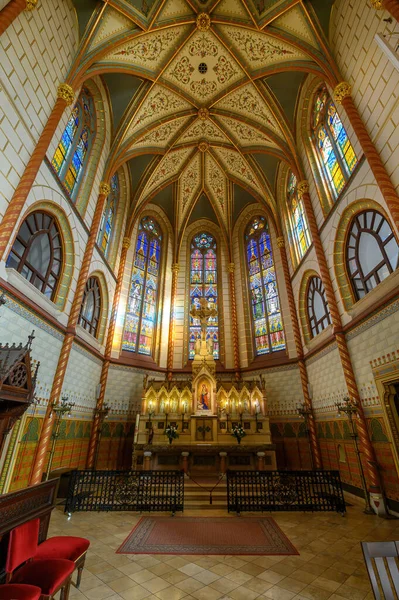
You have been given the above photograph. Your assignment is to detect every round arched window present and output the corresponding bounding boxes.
[307,276,331,338]
[6,211,63,300]
[78,277,101,337]
[346,210,399,300]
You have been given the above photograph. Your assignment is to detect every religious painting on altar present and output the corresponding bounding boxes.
[196,378,212,412]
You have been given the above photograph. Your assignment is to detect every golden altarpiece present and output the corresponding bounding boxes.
[133,299,276,473]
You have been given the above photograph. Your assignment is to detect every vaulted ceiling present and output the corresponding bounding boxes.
[71,0,336,249]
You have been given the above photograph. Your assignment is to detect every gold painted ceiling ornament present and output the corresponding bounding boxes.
[276,236,285,248]
[198,107,209,120]
[99,182,111,195]
[25,0,38,10]
[122,237,131,250]
[333,81,352,105]
[297,180,309,198]
[196,13,211,31]
[57,83,74,106]
[198,141,209,152]
[370,0,383,8]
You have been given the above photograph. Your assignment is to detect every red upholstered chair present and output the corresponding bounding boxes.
[0,584,42,600]
[6,519,74,600]
[35,534,90,588]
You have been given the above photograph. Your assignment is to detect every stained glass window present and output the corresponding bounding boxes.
[307,276,331,338]
[311,86,357,199]
[98,173,119,256]
[51,88,95,198]
[346,210,399,300]
[189,232,219,360]
[287,172,311,261]
[245,217,285,356]
[122,217,162,356]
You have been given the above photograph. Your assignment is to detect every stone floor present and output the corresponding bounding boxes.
[50,501,398,600]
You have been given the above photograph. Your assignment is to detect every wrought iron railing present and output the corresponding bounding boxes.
[227,470,346,514]
[65,470,184,515]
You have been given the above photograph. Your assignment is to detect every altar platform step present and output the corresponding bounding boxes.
[184,476,227,510]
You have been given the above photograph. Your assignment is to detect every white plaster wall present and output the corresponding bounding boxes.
[262,366,303,416]
[306,345,347,414]
[105,366,144,412]
[62,344,102,410]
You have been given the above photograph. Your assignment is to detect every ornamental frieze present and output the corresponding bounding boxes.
[215,84,279,133]
[213,56,237,85]
[224,28,295,64]
[171,56,195,84]
[213,147,261,192]
[180,153,201,211]
[206,154,226,213]
[133,117,189,148]
[188,33,218,58]
[190,79,217,99]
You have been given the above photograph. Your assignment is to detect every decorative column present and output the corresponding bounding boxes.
[276,235,322,469]
[167,263,179,380]
[0,0,37,37]
[334,82,399,229]
[143,451,152,471]
[86,235,131,469]
[29,182,111,485]
[0,83,74,261]
[257,452,265,471]
[228,263,240,378]
[371,0,399,22]
[297,180,381,493]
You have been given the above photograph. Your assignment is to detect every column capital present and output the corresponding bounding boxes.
[333,81,352,105]
[276,236,285,248]
[297,180,309,198]
[370,0,383,8]
[228,262,235,273]
[122,237,131,249]
[172,263,180,273]
[99,181,111,195]
[57,83,74,106]
[25,0,38,10]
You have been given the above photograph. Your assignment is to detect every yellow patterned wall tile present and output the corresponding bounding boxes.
[162,30,245,104]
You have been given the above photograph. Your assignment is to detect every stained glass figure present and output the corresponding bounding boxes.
[245,217,285,355]
[311,86,357,199]
[122,217,162,356]
[51,88,95,198]
[98,173,119,255]
[286,172,310,262]
[189,233,219,359]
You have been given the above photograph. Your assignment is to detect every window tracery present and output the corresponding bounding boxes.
[189,232,219,360]
[78,277,101,337]
[98,173,119,256]
[286,172,311,262]
[245,216,285,356]
[122,217,162,356]
[6,211,63,300]
[306,276,331,338]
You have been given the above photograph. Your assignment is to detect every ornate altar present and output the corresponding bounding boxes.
[0,332,39,458]
[134,299,276,473]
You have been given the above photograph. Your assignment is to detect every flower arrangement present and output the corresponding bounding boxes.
[165,424,179,444]
[231,424,246,444]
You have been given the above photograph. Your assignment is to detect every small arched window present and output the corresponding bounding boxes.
[6,211,63,300]
[122,217,162,356]
[287,172,311,262]
[189,233,219,359]
[78,277,102,337]
[307,276,331,338]
[346,210,399,300]
[245,216,285,356]
[51,88,95,198]
[98,173,119,256]
[311,86,357,199]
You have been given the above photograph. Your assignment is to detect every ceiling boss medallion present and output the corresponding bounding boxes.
[198,141,209,152]
[196,13,211,32]
[198,107,210,120]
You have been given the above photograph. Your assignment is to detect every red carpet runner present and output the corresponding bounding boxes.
[117,517,298,555]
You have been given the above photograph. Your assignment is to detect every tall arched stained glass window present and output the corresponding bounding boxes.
[311,86,357,199]
[287,172,311,261]
[98,173,118,256]
[189,233,219,360]
[51,88,95,198]
[246,217,285,356]
[122,217,162,356]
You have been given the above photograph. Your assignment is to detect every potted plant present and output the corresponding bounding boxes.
[231,424,246,445]
[165,424,179,445]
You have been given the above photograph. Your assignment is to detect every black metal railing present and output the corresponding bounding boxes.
[65,470,184,515]
[227,470,346,514]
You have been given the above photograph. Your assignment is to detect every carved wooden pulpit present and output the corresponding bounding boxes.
[0,331,39,458]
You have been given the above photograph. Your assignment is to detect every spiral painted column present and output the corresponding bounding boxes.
[276,236,322,469]
[29,182,111,485]
[86,236,131,469]
[371,0,399,22]
[167,263,180,379]
[227,263,241,378]
[0,0,37,36]
[334,82,399,229]
[297,180,380,491]
[0,83,74,261]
